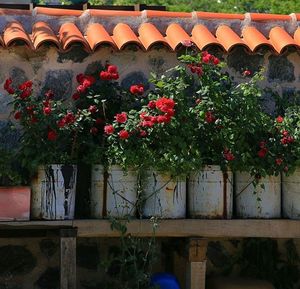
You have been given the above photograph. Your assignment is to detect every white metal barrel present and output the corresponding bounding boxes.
[235,172,281,218]
[142,171,186,218]
[188,165,233,219]
[106,165,138,218]
[31,164,77,220]
[283,168,300,219]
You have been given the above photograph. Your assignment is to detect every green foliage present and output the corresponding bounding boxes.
[86,0,300,14]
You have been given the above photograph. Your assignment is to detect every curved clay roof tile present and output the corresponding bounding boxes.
[269,26,297,54]
[191,24,221,51]
[32,21,60,50]
[216,25,245,52]
[165,23,191,50]
[4,21,32,48]
[112,23,142,50]
[242,26,271,52]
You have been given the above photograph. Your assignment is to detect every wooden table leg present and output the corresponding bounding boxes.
[60,229,77,289]
[186,238,208,289]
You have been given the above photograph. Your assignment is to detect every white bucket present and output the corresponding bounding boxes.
[31,164,77,220]
[142,171,186,218]
[188,165,233,219]
[235,172,281,218]
[283,167,300,219]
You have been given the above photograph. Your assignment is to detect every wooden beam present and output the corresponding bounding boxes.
[74,219,300,238]
[0,220,72,229]
[60,229,77,289]
[186,238,207,289]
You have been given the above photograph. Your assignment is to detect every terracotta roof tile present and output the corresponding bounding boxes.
[86,23,115,50]
[112,23,142,50]
[165,23,191,50]
[32,21,60,49]
[242,26,271,52]
[4,21,32,48]
[59,22,90,51]
[216,25,245,52]
[0,8,299,54]
[138,23,168,50]
[269,26,298,53]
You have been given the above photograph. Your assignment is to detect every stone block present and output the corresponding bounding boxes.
[35,267,59,289]
[268,55,295,82]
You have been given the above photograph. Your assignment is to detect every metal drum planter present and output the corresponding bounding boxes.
[31,164,77,220]
[0,187,31,221]
[142,171,186,219]
[283,168,300,219]
[188,165,233,219]
[235,172,281,218]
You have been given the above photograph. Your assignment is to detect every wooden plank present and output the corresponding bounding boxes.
[74,219,300,238]
[0,220,72,229]
[186,261,206,289]
[60,229,77,289]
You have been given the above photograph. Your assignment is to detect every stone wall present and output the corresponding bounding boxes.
[0,46,299,289]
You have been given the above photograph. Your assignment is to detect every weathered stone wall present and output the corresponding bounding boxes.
[0,46,299,289]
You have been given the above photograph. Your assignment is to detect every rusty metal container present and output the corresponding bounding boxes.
[90,165,138,218]
[188,165,233,219]
[283,167,300,219]
[142,171,186,218]
[235,172,281,218]
[31,164,77,220]
[0,187,31,221]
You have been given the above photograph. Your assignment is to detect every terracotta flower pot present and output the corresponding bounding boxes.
[0,186,31,221]
[31,164,77,220]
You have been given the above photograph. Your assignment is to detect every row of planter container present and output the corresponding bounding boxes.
[2,165,300,221]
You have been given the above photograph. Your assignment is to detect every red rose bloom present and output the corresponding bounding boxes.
[45,90,54,100]
[4,78,12,90]
[148,100,156,109]
[276,116,284,123]
[89,105,97,114]
[115,112,127,123]
[223,149,235,161]
[140,121,154,127]
[20,89,32,99]
[104,125,114,135]
[107,65,118,74]
[258,147,268,158]
[130,84,144,95]
[57,118,66,128]
[76,73,85,84]
[202,54,211,64]
[111,73,119,80]
[90,127,98,135]
[72,92,80,100]
[119,130,129,140]
[275,158,283,166]
[48,130,58,141]
[243,70,251,76]
[212,57,220,65]
[100,71,111,81]
[19,80,32,90]
[205,111,216,123]
[43,107,52,115]
[282,130,289,136]
[7,87,15,94]
[156,97,175,113]
[14,111,21,120]
[65,112,76,124]
[139,130,147,137]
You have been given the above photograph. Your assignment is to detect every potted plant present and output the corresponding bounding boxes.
[0,145,30,221]
[5,78,80,220]
[72,64,145,218]
[276,106,300,219]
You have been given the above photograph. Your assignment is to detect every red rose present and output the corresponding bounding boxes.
[287,136,294,143]
[45,90,54,100]
[31,116,38,124]
[95,118,103,125]
[205,111,216,123]
[77,84,86,94]
[166,109,175,117]
[100,71,111,81]
[148,100,156,109]
[14,111,21,120]
[107,65,118,74]
[82,75,95,88]
[157,115,171,123]
[130,84,144,95]
[104,125,114,135]
[151,116,157,123]
[19,80,32,90]
[282,130,289,136]
[202,54,211,64]
[140,112,152,121]
[275,158,283,166]
[139,130,147,137]
[140,121,154,127]
[43,107,51,115]
[65,112,76,124]
[276,116,284,123]
[89,105,97,114]
[181,40,193,47]
[119,129,129,139]
[20,89,32,99]
[212,57,220,65]
[57,118,66,128]
[243,70,251,76]
[72,92,80,100]
[47,130,57,141]
[7,87,15,94]
[76,73,85,84]
[4,78,12,90]
[90,127,98,135]
[111,73,119,80]
[258,147,268,158]
[115,112,127,123]
[156,97,175,113]
[223,149,235,161]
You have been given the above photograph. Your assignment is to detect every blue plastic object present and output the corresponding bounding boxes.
[150,273,181,289]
